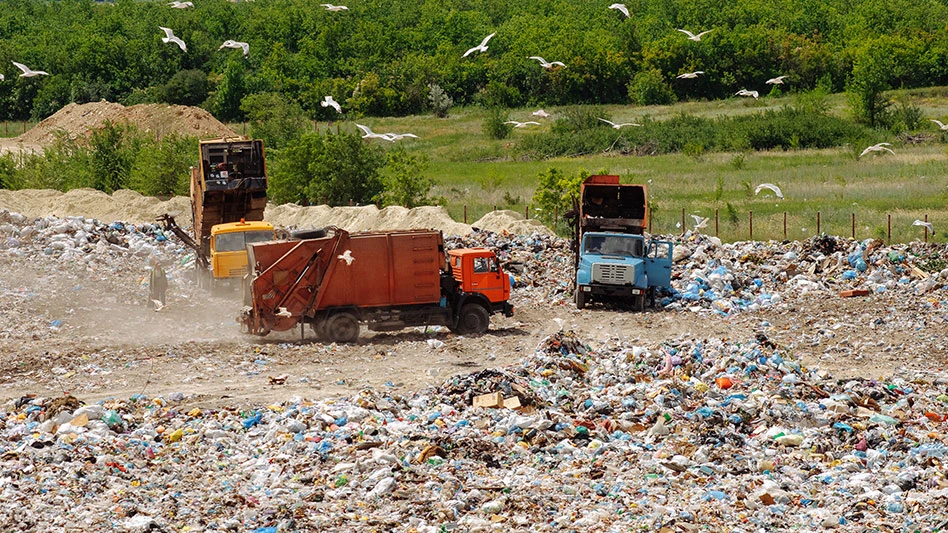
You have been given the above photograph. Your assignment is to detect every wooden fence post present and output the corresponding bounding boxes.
[851,213,855,239]
[749,210,753,241]
[525,205,529,220]
[817,211,821,235]
[783,212,787,240]
[887,214,891,244]
[715,209,719,237]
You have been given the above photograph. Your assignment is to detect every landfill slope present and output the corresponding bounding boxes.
[0,208,947,531]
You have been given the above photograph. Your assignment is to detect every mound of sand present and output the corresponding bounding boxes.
[0,189,554,236]
[16,101,239,146]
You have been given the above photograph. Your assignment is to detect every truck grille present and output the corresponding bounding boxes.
[592,263,633,285]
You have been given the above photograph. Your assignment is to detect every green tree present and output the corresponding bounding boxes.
[240,92,309,150]
[531,167,590,229]
[129,134,196,197]
[378,145,437,207]
[628,68,677,106]
[91,121,140,194]
[212,60,247,122]
[157,70,208,107]
[269,131,385,206]
[483,107,513,139]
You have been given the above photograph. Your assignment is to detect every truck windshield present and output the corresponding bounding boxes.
[584,235,643,256]
[215,230,275,252]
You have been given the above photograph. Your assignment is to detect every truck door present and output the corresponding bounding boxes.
[468,255,508,303]
[644,241,673,288]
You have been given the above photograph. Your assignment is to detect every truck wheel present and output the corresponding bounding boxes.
[575,287,586,310]
[633,294,645,312]
[291,228,327,240]
[327,312,360,343]
[310,318,328,340]
[456,304,489,335]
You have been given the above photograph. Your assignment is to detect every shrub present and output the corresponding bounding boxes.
[377,145,440,207]
[483,107,513,140]
[627,69,677,106]
[130,134,196,197]
[427,84,453,118]
[240,92,309,150]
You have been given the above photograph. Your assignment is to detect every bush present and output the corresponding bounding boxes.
[532,167,592,230]
[240,92,309,150]
[427,84,453,118]
[157,70,208,107]
[483,107,513,140]
[91,121,141,194]
[130,134,196,197]
[269,131,385,205]
[377,145,440,207]
[627,69,677,106]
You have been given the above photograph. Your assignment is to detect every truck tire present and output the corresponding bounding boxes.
[633,294,645,312]
[327,312,360,343]
[291,228,327,240]
[575,287,586,310]
[456,304,489,335]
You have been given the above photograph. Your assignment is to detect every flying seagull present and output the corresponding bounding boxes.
[859,142,894,158]
[912,219,935,235]
[321,4,349,11]
[159,27,187,52]
[356,124,389,140]
[382,132,419,141]
[735,89,759,99]
[532,109,551,118]
[754,183,784,199]
[691,214,709,231]
[677,29,713,41]
[219,40,249,57]
[12,61,49,78]
[765,75,788,85]
[676,71,704,79]
[504,121,541,128]
[0,74,4,81]
[597,118,641,129]
[321,95,342,113]
[528,56,566,69]
[609,3,630,18]
[930,119,948,131]
[463,33,496,58]
[168,1,193,7]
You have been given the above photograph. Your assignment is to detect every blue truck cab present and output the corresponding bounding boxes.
[572,175,674,311]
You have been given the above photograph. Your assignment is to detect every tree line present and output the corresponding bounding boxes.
[2,0,948,121]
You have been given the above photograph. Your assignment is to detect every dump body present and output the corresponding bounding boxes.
[191,138,268,257]
[573,175,672,310]
[241,228,513,341]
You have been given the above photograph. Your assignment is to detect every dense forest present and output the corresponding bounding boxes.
[2,0,948,121]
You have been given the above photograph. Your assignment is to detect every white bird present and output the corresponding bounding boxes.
[382,132,419,141]
[321,3,349,11]
[735,89,759,99]
[609,3,630,18]
[338,250,355,265]
[859,142,894,158]
[219,40,249,57]
[12,61,49,78]
[355,124,389,140]
[597,117,641,129]
[754,183,784,199]
[528,56,566,69]
[532,109,551,118]
[462,33,496,58]
[504,121,541,128]
[677,29,713,41]
[321,95,342,113]
[691,214,709,230]
[159,27,187,52]
[168,1,193,8]
[912,219,935,235]
[0,74,4,81]
[676,71,704,79]
[930,119,948,131]
[765,75,788,85]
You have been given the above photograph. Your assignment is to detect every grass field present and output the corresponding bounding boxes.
[320,87,948,243]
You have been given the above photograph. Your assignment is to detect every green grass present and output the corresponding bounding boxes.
[0,121,38,138]
[265,88,948,243]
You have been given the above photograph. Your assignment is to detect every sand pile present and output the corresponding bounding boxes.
[0,189,554,236]
[16,101,239,146]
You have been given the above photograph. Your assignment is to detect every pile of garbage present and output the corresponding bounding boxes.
[3,330,948,531]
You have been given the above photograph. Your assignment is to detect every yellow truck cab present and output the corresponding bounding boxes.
[209,220,276,279]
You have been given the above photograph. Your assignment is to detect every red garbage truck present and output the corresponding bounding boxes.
[240,227,514,342]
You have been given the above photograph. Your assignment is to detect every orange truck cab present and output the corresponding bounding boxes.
[448,248,511,305]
